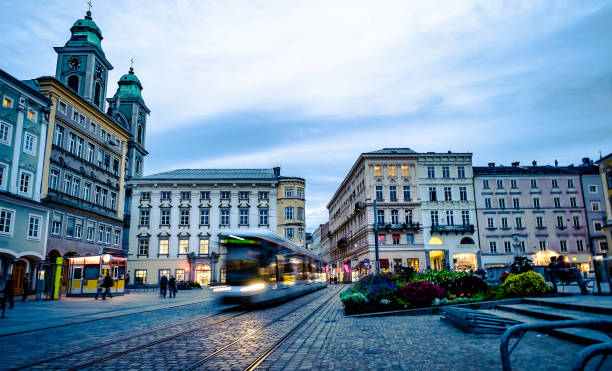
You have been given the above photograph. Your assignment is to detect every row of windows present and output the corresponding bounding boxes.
[283,206,305,221]
[426,186,469,202]
[377,233,416,245]
[482,178,578,190]
[138,237,210,256]
[142,190,271,202]
[429,210,470,226]
[282,187,304,198]
[375,209,416,225]
[0,208,42,240]
[1,96,39,122]
[487,239,588,254]
[0,163,34,197]
[485,215,582,230]
[483,196,579,209]
[375,185,413,201]
[284,227,305,241]
[51,212,121,245]
[133,268,190,284]
[373,165,413,177]
[139,208,270,227]
[426,166,466,179]
[53,124,121,176]
[49,167,118,211]
[0,121,38,156]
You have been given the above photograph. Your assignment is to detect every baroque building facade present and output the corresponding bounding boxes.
[0,68,52,296]
[37,10,131,260]
[474,162,592,271]
[276,175,306,247]
[596,153,612,252]
[127,168,288,286]
[418,152,479,271]
[327,148,423,282]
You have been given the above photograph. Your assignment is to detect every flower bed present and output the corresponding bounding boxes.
[340,270,552,315]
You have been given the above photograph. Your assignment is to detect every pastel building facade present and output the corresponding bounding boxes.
[577,160,608,256]
[0,68,52,295]
[418,152,480,271]
[276,175,306,247]
[474,163,591,271]
[596,153,612,252]
[126,169,281,285]
[327,148,423,282]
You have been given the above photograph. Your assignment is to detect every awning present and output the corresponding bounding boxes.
[379,259,390,268]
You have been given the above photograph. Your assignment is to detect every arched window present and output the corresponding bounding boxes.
[135,158,142,175]
[67,75,79,92]
[137,124,143,144]
[460,237,475,245]
[94,82,101,106]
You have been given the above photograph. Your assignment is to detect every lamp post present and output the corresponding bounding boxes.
[373,199,380,274]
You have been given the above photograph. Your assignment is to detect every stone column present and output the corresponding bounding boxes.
[34,112,48,201]
[425,250,431,270]
[9,99,26,194]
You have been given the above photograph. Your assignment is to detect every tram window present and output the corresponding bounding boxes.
[73,267,83,280]
[118,266,125,279]
[84,267,99,280]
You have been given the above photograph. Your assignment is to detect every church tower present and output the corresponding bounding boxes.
[53,10,113,111]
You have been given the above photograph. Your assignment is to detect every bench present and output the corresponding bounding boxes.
[547,268,592,294]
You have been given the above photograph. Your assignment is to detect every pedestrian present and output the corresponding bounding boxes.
[22,273,30,302]
[102,273,114,300]
[168,275,177,298]
[0,273,8,319]
[159,275,168,298]
[125,271,130,286]
[95,275,104,300]
[4,275,14,310]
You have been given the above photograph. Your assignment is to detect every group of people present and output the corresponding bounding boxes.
[1,273,33,318]
[159,275,177,298]
[548,255,589,294]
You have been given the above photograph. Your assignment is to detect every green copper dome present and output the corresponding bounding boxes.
[115,67,143,100]
[65,11,104,52]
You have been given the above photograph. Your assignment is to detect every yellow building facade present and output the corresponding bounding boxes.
[277,177,306,247]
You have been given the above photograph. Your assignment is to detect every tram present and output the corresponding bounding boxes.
[66,254,127,296]
[214,230,327,305]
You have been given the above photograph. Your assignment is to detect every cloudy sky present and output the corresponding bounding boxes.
[1,1,611,230]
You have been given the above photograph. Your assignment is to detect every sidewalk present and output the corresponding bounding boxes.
[0,289,214,336]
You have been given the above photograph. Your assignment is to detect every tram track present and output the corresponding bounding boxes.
[0,297,217,338]
[183,285,342,371]
[13,309,247,371]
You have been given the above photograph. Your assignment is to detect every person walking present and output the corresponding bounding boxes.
[22,273,30,302]
[168,275,177,298]
[95,275,104,300]
[2,275,14,313]
[0,273,8,319]
[102,273,114,300]
[159,275,168,298]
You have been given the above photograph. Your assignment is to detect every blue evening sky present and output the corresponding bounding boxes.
[1,1,611,231]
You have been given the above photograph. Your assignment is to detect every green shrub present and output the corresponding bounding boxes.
[500,271,551,298]
[412,270,466,286]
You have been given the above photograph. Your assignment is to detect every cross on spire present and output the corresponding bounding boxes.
[87,1,93,12]
[130,58,134,68]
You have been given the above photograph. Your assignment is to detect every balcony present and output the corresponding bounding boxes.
[431,224,474,234]
[379,222,420,231]
[337,237,348,247]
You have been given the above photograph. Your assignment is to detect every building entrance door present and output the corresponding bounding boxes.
[195,264,211,286]
[12,260,26,295]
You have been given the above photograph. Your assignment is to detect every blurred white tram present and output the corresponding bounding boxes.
[214,230,327,304]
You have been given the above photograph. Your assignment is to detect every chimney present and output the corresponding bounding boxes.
[511,162,520,167]
[554,160,558,167]
[582,157,591,166]
[488,162,495,167]
[532,160,537,166]
[273,167,281,176]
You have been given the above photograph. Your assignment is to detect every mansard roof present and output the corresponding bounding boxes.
[366,148,416,154]
[138,168,279,181]
[473,165,583,176]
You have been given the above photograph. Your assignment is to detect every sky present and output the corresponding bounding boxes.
[1,1,612,231]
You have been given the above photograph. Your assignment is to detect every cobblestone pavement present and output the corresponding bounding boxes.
[2,285,610,371]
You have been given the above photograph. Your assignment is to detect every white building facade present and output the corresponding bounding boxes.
[127,169,279,285]
[418,152,480,271]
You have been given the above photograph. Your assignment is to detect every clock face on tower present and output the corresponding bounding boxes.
[68,56,81,70]
[95,66,103,78]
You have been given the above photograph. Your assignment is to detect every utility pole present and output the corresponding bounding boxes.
[373,199,380,274]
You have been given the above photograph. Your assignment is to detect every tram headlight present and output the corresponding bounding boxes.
[240,282,265,292]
